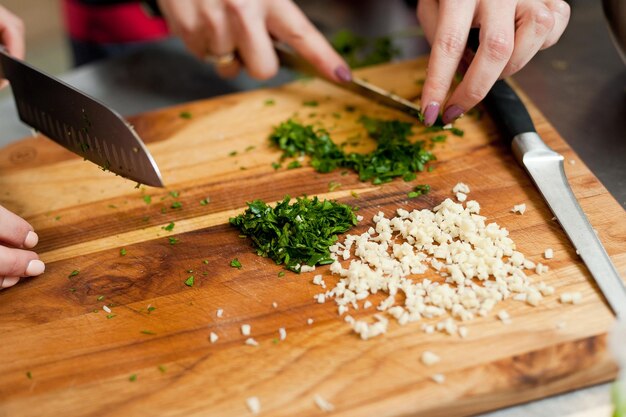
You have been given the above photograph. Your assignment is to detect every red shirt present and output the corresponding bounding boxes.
[62,0,169,44]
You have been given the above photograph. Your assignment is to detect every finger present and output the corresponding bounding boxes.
[0,205,37,249]
[0,246,43,277]
[443,0,516,124]
[225,0,278,80]
[416,0,439,46]
[0,277,20,289]
[198,1,240,78]
[541,0,570,48]
[419,0,476,126]
[267,0,351,83]
[158,0,206,58]
[0,5,25,59]
[501,1,555,78]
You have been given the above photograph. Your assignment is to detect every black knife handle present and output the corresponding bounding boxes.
[465,29,537,141]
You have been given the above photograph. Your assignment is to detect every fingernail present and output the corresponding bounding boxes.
[423,102,440,126]
[24,231,39,248]
[334,65,352,83]
[442,105,464,124]
[1,277,20,288]
[25,260,45,277]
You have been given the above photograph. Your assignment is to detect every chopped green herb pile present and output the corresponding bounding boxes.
[408,184,431,199]
[270,116,435,185]
[331,29,400,69]
[230,258,242,269]
[229,196,357,272]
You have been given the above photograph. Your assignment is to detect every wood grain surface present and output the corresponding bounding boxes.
[0,57,624,417]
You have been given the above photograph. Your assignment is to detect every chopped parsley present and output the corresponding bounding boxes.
[120,248,127,256]
[270,116,435,185]
[147,306,156,313]
[129,374,137,382]
[184,275,194,287]
[230,258,242,269]
[179,111,192,119]
[68,270,79,278]
[140,330,156,335]
[158,365,167,373]
[203,259,209,264]
[97,295,105,301]
[26,371,32,380]
[287,160,302,169]
[229,196,357,272]
[168,237,179,245]
[408,184,431,199]
[200,198,210,206]
[431,135,446,143]
[169,191,180,198]
[108,204,117,209]
[69,288,76,292]
[302,100,319,107]
[278,271,285,277]
[106,314,116,319]
[170,201,182,209]
[331,29,400,69]
[245,145,256,152]
[328,182,341,192]
[163,222,175,232]
[350,191,360,198]
[143,195,152,204]
[264,99,275,106]
[229,150,237,157]
[271,162,282,170]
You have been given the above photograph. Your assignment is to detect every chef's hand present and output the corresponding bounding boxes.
[0,4,25,89]
[157,0,351,82]
[418,0,570,126]
[0,205,44,290]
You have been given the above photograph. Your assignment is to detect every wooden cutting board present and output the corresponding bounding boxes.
[0,57,624,417]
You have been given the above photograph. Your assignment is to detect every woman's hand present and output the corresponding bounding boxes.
[157,0,352,82]
[0,205,44,290]
[0,5,25,89]
[417,0,570,125]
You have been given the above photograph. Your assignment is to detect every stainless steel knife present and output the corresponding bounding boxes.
[274,42,422,119]
[0,47,164,187]
[482,73,626,319]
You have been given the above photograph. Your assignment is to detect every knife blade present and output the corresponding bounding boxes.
[481,68,626,319]
[0,47,164,187]
[274,42,422,119]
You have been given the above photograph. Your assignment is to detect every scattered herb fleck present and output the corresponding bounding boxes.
[428,166,435,172]
[245,145,256,152]
[141,330,156,335]
[229,150,237,157]
[408,184,431,199]
[344,105,356,113]
[54,216,61,221]
[179,111,192,119]
[230,258,242,269]
[143,195,152,204]
[431,135,447,143]
[328,181,341,192]
[68,270,79,278]
[168,237,179,245]
[278,271,285,277]
[171,201,182,209]
[200,198,210,206]
[264,99,275,106]
[184,275,195,287]
[351,191,360,198]
[287,160,302,169]
[158,365,167,373]
[97,295,105,301]
[229,196,357,272]
[160,207,167,214]
[272,338,280,344]
[129,374,137,382]
[303,100,319,107]
[169,191,180,198]
[202,259,209,265]
[69,288,76,292]
[108,204,117,209]
[163,222,175,232]
[271,162,282,170]
[120,248,127,256]
[147,306,156,313]
[26,371,32,380]
[106,314,116,319]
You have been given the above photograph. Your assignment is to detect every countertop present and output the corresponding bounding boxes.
[0,0,623,415]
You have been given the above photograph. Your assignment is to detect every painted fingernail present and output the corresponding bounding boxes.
[423,102,440,126]
[25,260,45,277]
[442,105,464,124]
[24,231,39,248]
[334,65,352,83]
[1,277,20,288]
